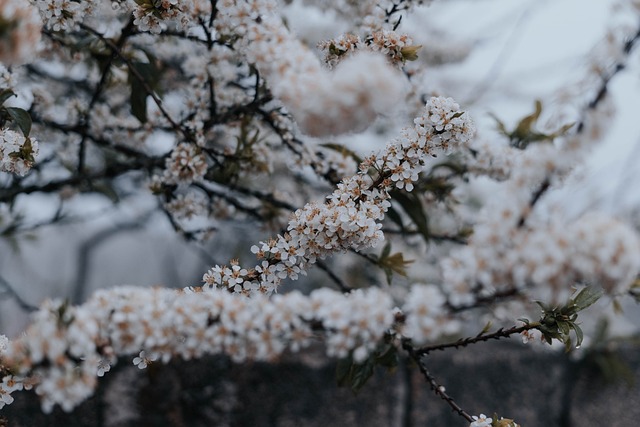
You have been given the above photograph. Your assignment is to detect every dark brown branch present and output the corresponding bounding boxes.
[517,179,550,228]
[402,339,474,423]
[576,20,640,133]
[0,275,38,312]
[415,322,540,356]
[316,260,352,293]
[78,23,192,143]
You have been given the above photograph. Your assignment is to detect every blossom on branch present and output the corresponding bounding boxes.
[0,129,39,176]
[218,0,408,136]
[203,96,475,295]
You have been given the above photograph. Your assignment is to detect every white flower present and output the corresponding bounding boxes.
[132,351,156,370]
[470,414,493,427]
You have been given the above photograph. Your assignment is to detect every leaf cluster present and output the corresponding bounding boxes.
[490,100,574,149]
[524,286,603,351]
[371,242,413,285]
[336,341,398,393]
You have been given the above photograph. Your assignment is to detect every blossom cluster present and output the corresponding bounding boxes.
[400,284,460,345]
[442,129,640,306]
[32,0,97,32]
[0,335,22,410]
[161,142,208,185]
[126,0,210,34]
[0,128,39,176]
[202,96,475,295]
[217,0,407,136]
[318,30,419,69]
[0,285,399,412]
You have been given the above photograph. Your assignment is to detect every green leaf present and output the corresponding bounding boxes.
[513,99,543,139]
[479,321,493,335]
[128,55,162,124]
[548,122,576,139]
[390,190,430,245]
[336,356,375,393]
[558,321,570,336]
[375,345,398,370]
[571,323,584,348]
[350,359,375,392]
[572,286,603,312]
[488,112,509,136]
[377,242,413,285]
[129,64,150,123]
[612,298,624,314]
[384,252,412,276]
[0,88,16,106]
[400,45,422,61]
[336,356,353,388]
[386,205,405,232]
[6,107,32,137]
[380,241,391,260]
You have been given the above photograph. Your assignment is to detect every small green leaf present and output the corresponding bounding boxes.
[488,112,509,137]
[400,45,422,61]
[128,55,162,124]
[513,99,543,139]
[386,205,405,232]
[6,107,32,137]
[479,321,493,335]
[0,88,16,106]
[612,298,624,314]
[375,345,398,369]
[350,359,375,392]
[572,323,584,348]
[558,321,570,336]
[380,241,391,260]
[390,190,430,245]
[129,65,149,123]
[336,356,353,387]
[572,286,603,312]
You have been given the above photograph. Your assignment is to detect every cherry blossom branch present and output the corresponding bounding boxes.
[202,97,475,295]
[0,285,398,412]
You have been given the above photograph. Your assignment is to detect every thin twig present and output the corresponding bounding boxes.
[0,275,37,312]
[415,322,540,356]
[402,340,474,423]
[576,20,640,133]
[316,260,352,293]
[79,23,191,142]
